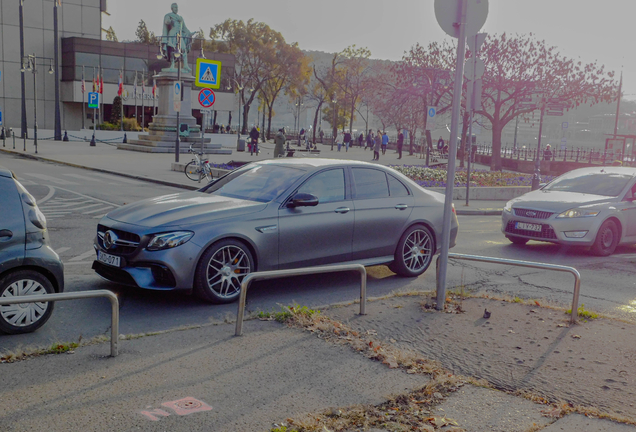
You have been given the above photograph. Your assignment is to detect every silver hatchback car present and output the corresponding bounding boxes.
[93,159,458,303]
[502,166,636,255]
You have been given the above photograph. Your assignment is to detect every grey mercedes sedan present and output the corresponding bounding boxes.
[93,159,458,303]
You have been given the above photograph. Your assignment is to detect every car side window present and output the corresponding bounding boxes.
[352,168,389,200]
[296,169,345,203]
[388,174,410,197]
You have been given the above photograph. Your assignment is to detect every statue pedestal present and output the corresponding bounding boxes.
[118,71,231,154]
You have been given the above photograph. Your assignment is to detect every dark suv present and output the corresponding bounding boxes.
[0,166,64,334]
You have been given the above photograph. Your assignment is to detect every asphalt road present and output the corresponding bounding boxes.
[2,153,636,354]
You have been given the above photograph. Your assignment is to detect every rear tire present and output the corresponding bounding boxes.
[0,270,55,334]
[591,220,619,256]
[194,239,254,303]
[185,161,202,181]
[392,225,434,277]
[506,236,529,245]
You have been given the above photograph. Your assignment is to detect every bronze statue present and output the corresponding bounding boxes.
[161,3,193,73]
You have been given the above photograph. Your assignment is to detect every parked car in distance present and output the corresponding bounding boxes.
[0,166,64,334]
[93,159,458,303]
[502,166,636,256]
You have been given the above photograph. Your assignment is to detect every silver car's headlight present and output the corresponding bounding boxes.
[503,202,513,213]
[146,231,194,251]
[556,209,600,218]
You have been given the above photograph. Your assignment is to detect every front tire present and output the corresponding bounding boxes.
[185,161,203,181]
[392,225,434,277]
[194,239,254,303]
[591,220,619,256]
[0,270,55,334]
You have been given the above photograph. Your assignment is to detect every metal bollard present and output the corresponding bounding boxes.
[12,131,16,149]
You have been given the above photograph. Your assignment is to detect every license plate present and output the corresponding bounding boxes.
[98,250,121,267]
[516,222,542,232]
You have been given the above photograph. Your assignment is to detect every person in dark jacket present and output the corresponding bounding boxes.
[249,127,259,155]
[358,132,364,148]
[366,129,374,150]
[397,132,404,160]
[344,130,352,152]
[544,144,553,161]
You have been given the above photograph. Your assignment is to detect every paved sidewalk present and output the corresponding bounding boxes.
[0,138,506,215]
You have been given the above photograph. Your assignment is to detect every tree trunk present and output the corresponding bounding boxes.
[491,120,503,171]
[266,103,274,140]
[242,104,250,135]
[312,101,323,143]
[459,111,469,168]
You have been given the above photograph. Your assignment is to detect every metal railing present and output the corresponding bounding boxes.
[0,290,119,356]
[235,264,367,336]
[439,253,581,324]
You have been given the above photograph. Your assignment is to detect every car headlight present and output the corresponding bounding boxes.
[146,231,194,251]
[503,202,512,213]
[556,209,600,218]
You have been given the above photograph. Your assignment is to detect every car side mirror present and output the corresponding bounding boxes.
[287,193,319,208]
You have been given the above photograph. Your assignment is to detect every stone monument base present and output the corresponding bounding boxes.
[117,71,231,155]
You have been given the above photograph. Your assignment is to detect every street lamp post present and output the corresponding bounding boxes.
[21,55,54,155]
[53,1,62,140]
[19,0,27,139]
[531,97,547,191]
[331,96,337,151]
[174,32,182,163]
[295,96,303,146]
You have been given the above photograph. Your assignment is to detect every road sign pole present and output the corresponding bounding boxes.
[437,0,468,311]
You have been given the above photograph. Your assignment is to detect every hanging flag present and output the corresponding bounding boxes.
[152,78,157,97]
[133,72,138,99]
[100,72,104,94]
[141,72,145,98]
[117,70,123,97]
[92,72,97,92]
[81,66,85,94]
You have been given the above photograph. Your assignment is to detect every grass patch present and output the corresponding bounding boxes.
[259,304,320,324]
[566,303,599,320]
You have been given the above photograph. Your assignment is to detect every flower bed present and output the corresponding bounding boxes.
[390,165,555,188]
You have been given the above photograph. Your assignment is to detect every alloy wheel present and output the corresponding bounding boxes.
[206,245,252,299]
[402,229,433,272]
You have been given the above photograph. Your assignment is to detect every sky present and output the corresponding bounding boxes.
[103,0,635,100]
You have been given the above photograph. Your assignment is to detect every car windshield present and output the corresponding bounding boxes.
[543,172,632,197]
[200,164,306,202]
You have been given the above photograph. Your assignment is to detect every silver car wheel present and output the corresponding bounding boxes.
[206,245,252,299]
[0,270,55,334]
[402,228,433,272]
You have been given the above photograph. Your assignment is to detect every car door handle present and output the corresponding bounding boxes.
[334,207,350,214]
[0,230,13,241]
[395,204,408,210]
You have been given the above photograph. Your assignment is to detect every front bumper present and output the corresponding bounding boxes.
[501,208,602,246]
[93,232,201,292]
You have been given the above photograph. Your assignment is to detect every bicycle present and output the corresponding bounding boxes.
[185,145,213,182]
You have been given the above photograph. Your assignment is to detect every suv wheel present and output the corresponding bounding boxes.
[0,270,55,334]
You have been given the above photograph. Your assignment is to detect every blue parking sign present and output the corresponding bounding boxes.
[0,110,3,126]
[88,92,99,109]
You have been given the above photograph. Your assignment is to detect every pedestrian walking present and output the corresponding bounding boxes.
[274,128,286,158]
[381,131,389,155]
[336,130,342,152]
[344,130,352,152]
[358,132,364,148]
[373,130,381,161]
[397,131,404,160]
[437,136,445,153]
[249,126,259,155]
[366,129,374,151]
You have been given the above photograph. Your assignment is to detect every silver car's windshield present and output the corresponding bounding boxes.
[544,172,632,197]
[201,164,306,202]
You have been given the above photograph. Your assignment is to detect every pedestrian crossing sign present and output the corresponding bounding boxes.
[195,58,222,89]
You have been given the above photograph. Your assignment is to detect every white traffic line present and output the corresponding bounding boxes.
[55,247,71,255]
[67,203,105,211]
[41,200,92,208]
[82,206,114,215]
[68,250,97,262]
[93,214,108,219]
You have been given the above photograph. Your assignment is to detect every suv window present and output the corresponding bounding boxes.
[297,169,345,203]
[352,168,389,199]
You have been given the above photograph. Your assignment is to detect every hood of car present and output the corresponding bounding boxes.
[509,189,615,212]
[105,192,267,227]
